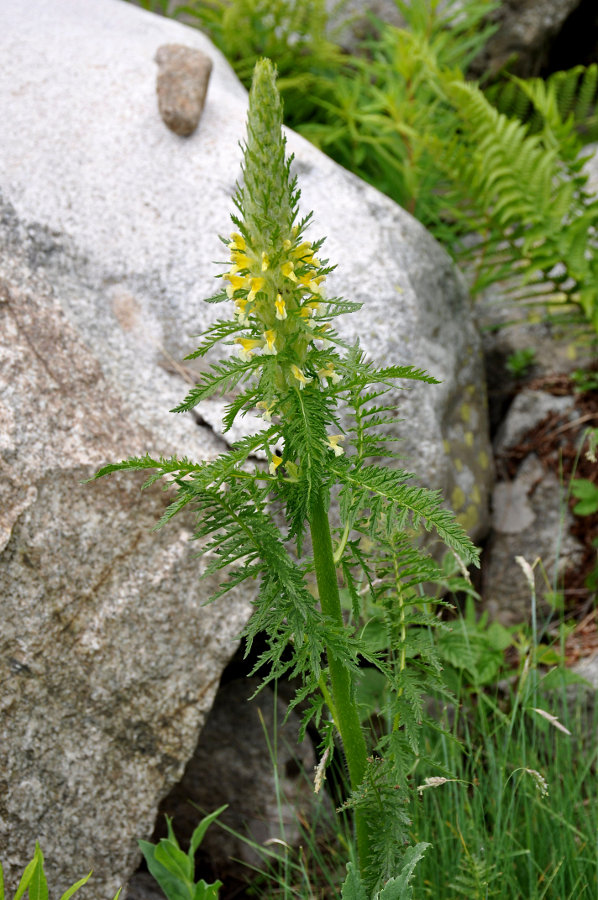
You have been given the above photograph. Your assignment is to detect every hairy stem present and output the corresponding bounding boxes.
[308,488,371,876]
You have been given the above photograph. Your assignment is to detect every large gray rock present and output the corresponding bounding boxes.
[0,0,492,894]
[469,0,583,77]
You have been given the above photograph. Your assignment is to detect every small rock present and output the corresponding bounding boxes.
[155,43,212,137]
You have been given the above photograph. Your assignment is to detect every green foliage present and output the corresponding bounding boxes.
[91,58,478,893]
[570,478,598,516]
[0,844,121,900]
[170,0,343,125]
[138,808,226,900]
[505,347,536,378]
[340,844,430,900]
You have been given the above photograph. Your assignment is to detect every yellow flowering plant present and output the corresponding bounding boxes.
[92,60,479,896]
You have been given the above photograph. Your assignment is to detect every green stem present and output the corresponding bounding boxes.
[308,488,372,877]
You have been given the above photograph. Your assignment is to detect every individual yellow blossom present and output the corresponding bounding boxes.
[293,242,312,260]
[269,454,283,475]
[256,400,275,422]
[225,273,249,298]
[247,277,265,301]
[235,337,263,361]
[318,362,341,384]
[275,293,287,320]
[327,434,345,456]
[229,232,246,251]
[261,252,270,271]
[263,329,278,355]
[281,261,297,283]
[230,253,252,270]
[235,297,249,323]
[290,364,312,389]
[283,239,292,251]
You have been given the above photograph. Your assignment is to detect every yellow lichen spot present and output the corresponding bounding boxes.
[454,458,463,473]
[451,486,466,510]
[460,403,471,424]
[457,504,479,533]
[566,344,577,360]
[478,450,489,470]
[466,384,476,397]
[442,439,451,454]
[464,431,474,448]
[471,484,481,505]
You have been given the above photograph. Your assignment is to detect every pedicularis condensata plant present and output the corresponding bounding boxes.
[92,60,479,896]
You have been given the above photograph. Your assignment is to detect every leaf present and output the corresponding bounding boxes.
[154,841,193,884]
[189,806,228,857]
[192,881,223,900]
[0,861,4,900]
[376,843,431,899]
[340,862,367,900]
[138,841,191,900]
[13,850,41,900]
[57,872,93,900]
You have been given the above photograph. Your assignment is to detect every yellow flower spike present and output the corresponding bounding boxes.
[235,337,263,361]
[327,434,345,457]
[263,329,278,355]
[275,293,287,320]
[261,252,270,272]
[269,454,283,475]
[229,232,246,251]
[290,364,312,389]
[281,261,297,283]
[247,276,266,301]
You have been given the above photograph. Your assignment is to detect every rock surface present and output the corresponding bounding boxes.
[469,0,583,77]
[482,390,585,626]
[0,0,493,893]
[146,678,324,887]
[155,43,213,136]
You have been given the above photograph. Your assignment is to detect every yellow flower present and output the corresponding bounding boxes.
[275,293,287,320]
[327,434,345,456]
[231,252,252,270]
[290,364,312,389]
[281,261,297,283]
[229,232,246,251]
[283,239,292,251]
[247,277,265,301]
[261,251,270,271]
[225,272,249,299]
[235,297,249,323]
[269,454,283,475]
[263,329,278,355]
[256,400,275,422]
[318,362,341,384]
[235,337,263,361]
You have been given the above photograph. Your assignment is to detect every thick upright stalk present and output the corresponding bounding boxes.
[308,488,372,875]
